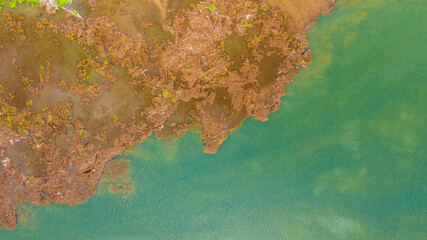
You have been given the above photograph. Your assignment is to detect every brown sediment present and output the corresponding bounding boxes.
[0,0,335,229]
[102,158,130,180]
[100,158,134,197]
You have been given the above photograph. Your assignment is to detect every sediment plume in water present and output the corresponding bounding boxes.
[0,0,335,229]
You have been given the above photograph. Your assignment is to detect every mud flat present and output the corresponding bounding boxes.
[0,0,335,229]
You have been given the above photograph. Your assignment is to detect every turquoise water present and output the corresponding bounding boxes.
[1,0,426,239]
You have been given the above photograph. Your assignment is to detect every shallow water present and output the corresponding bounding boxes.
[1,0,426,239]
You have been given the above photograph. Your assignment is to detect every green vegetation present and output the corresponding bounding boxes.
[56,0,70,6]
[162,92,171,98]
[196,3,216,11]
[0,0,40,10]
[70,9,79,17]
[9,0,16,9]
[0,0,6,10]
[0,0,74,11]
[76,130,87,136]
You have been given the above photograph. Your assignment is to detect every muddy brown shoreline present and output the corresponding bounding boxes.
[0,0,335,229]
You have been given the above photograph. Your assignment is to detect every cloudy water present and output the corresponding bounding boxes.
[0,0,425,239]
